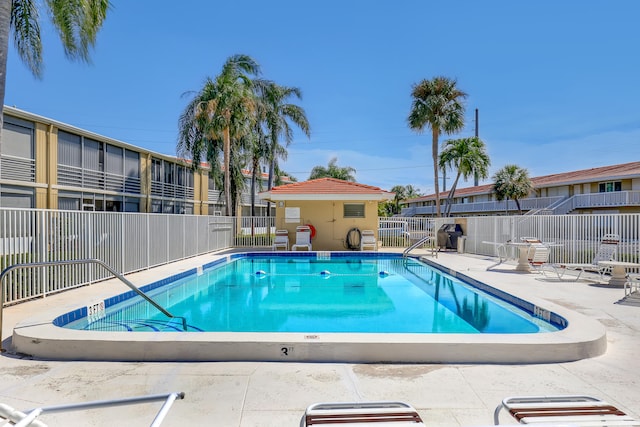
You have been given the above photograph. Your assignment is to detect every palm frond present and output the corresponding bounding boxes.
[11,0,43,77]
[45,0,109,63]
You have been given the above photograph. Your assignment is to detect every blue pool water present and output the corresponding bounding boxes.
[61,254,562,334]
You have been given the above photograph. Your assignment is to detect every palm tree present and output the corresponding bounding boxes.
[178,54,260,216]
[388,185,422,215]
[309,157,356,181]
[492,164,533,214]
[439,136,490,217]
[0,0,110,156]
[404,185,421,199]
[257,81,310,215]
[247,123,269,216]
[408,76,467,217]
[390,185,408,215]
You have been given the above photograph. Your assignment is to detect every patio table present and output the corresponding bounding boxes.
[598,260,640,286]
[483,240,556,272]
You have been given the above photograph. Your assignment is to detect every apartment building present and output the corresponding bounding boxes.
[401,162,640,216]
[1,106,282,215]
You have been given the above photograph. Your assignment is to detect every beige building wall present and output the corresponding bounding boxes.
[193,169,208,215]
[546,186,570,197]
[34,123,58,209]
[274,200,380,251]
[140,153,151,213]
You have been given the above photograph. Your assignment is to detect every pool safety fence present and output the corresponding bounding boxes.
[2,208,640,307]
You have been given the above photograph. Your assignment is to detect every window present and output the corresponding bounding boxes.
[151,158,163,182]
[58,196,80,211]
[151,199,162,213]
[84,138,103,171]
[164,162,174,184]
[105,144,123,175]
[58,130,82,167]
[0,186,33,208]
[124,150,140,178]
[2,117,34,159]
[124,197,140,212]
[599,181,622,192]
[343,203,365,218]
[105,199,122,212]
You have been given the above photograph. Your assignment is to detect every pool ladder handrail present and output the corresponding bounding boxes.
[1,258,188,352]
[403,235,438,258]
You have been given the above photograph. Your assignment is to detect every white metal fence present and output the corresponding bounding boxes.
[0,208,238,305]
[452,214,640,266]
[3,208,640,306]
[378,217,435,248]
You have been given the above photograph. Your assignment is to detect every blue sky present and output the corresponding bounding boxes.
[6,1,640,194]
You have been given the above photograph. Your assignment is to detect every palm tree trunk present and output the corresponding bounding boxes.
[432,128,441,217]
[250,157,258,216]
[223,126,232,216]
[445,172,462,217]
[266,147,276,217]
[0,0,11,169]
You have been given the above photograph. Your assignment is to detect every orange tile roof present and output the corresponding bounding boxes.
[406,161,640,203]
[261,178,394,200]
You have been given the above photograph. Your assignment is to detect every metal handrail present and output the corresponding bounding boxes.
[403,235,437,258]
[1,259,188,352]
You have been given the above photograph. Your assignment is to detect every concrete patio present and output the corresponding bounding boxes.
[1,249,638,426]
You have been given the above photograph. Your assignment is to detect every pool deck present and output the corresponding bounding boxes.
[1,249,639,426]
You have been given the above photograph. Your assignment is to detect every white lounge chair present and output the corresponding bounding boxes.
[360,230,377,251]
[291,225,312,251]
[272,229,289,251]
[551,233,620,281]
[494,394,638,426]
[302,401,425,426]
[625,273,640,296]
[0,392,184,427]
[0,404,48,427]
[525,240,551,274]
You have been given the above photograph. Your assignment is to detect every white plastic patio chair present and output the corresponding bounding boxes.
[272,229,289,251]
[360,230,378,251]
[526,241,551,274]
[291,225,312,251]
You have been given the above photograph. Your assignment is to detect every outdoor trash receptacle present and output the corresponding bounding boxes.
[437,224,464,250]
[457,236,467,253]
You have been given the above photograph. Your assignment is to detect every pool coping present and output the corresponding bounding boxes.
[11,252,607,363]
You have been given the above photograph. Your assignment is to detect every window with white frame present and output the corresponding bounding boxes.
[599,181,622,192]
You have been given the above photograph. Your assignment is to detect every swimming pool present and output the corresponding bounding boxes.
[62,254,559,334]
[11,252,607,363]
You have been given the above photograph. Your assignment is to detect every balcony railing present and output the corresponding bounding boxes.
[0,155,36,182]
[401,196,564,216]
[58,165,141,195]
[402,192,640,216]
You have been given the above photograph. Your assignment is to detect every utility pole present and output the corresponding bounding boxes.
[474,108,480,186]
[442,168,447,192]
